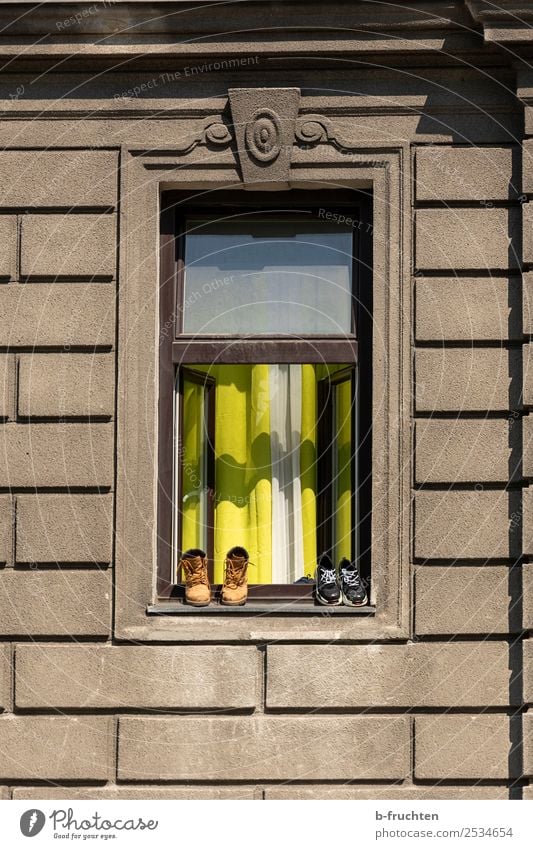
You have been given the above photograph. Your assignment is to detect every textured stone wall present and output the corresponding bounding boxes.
[412,140,524,799]
[0,0,530,801]
[0,150,116,791]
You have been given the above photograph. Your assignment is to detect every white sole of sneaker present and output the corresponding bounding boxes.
[342,592,368,607]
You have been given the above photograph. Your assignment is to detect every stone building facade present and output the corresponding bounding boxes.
[0,0,532,800]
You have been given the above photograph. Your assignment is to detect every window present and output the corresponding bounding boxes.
[158,191,372,609]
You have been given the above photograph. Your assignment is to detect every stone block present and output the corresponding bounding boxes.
[21,214,116,278]
[0,570,111,637]
[522,139,533,194]
[265,642,513,708]
[0,216,17,279]
[522,486,533,556]
[415,565,517,634]
[523,562,533,630]
[0,356,14,419]
[0,150,117,208]
[13,786,260,799]
[0,495,12,565]
[18,353,114,418]
[416,208,518,270]
[0,645,11,711]
[16,645,259,709]
[416,348,520,412]
[524,712,533,776]
[0,716,113,780]
[523,641,533,705]
[416,146,516,201]
[523,343,533,408]
[415,715,516,779]
[415,419,517,483]
[0,423,112,488]
[264,785,509,799]
[523,416,533,477]
[118,717,410,781]
[415,490,520,560]
[523,273,533,335]
[0,284,114,347]
[416,276,521,341]
[523,202,533,264]
[15,494,112,564]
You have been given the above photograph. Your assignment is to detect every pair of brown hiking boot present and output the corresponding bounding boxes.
[179,546,249,607]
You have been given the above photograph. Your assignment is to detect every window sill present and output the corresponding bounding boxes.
[147,602,376,617]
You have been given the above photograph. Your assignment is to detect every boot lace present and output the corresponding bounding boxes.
[224,557,248,588]
[342,568,362,587]
[181,557,208,587]
[319,567,337,584]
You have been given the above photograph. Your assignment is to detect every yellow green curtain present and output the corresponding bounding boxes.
[179,364,352,583]
[213,364,272,583]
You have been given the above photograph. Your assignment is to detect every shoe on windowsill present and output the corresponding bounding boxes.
[221,546,249,606]
[339,558,368,607]
[315,553,341,606]
[180,548,211,607]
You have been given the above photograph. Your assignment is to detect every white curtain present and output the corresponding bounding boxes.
[269,364,304,583]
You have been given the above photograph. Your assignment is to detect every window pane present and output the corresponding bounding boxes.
[182,218,353,335]
[175,363,356,585]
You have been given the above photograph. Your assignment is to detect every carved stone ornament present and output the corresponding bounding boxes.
[132,105,373,173]
[228,88,300,186]
[245,109,283,163]
[178,117,233,153]
[295,114,362,152]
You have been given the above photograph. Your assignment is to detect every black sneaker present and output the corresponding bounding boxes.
[339,558,368,607]
[315,554,341,606]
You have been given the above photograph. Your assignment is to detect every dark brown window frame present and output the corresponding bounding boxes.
[175,366,216,583]
[158,189,373,608]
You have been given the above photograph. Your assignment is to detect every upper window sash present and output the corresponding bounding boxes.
[173,208,360,351]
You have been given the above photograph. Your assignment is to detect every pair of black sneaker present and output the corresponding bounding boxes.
[315,554,367,607]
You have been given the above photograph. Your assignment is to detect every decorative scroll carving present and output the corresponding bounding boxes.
[295,114,361,152]
[203,120,233,147]
[171,117,233,154]
[135,106,379,174]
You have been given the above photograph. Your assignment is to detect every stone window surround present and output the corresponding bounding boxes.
[116,136,410,642]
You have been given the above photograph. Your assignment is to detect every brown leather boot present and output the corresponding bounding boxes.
[180,548,211,606]
[221,546,249,606]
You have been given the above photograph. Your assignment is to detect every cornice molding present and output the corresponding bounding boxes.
[0,0,503,70]
[0,1,526,69]
[466,1,533,50]
[0,1,473,34]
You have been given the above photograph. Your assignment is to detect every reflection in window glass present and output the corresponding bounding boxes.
[182,218,353,335]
